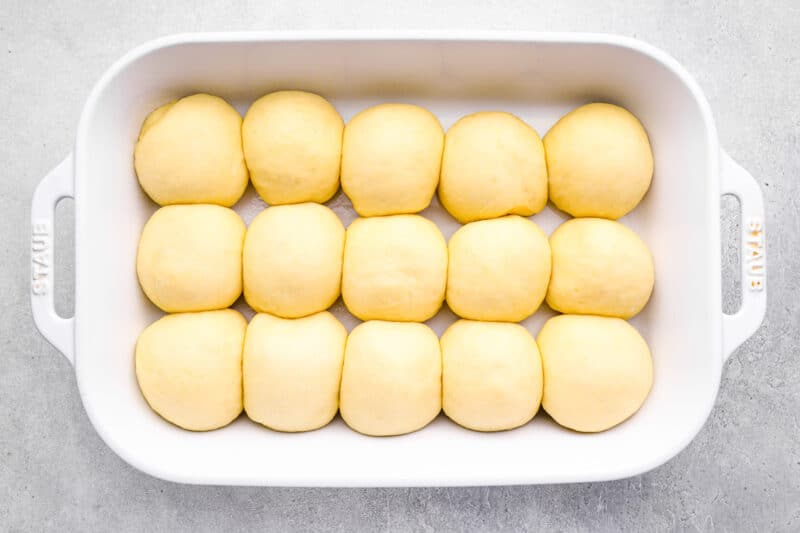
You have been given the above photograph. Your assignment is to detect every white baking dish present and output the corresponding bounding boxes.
[30,32,767,487]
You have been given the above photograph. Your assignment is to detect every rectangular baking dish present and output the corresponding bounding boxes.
[31,31,767,486]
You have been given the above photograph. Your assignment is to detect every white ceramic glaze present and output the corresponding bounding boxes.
[31,32,766,486]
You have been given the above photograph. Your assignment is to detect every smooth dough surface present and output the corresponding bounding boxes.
[137,205,245,312]
[243,312,346,432]
[544,102,653,219]
[243,91,344,205]
[537,314,653,432]
[244,203,344,318]
[135,309,246,431]
[134,93,248,206]
[342,215,447,321]
[339,321,442,436]
[441,320,543,432]
[447,215,551,322]
[341,103,444,216]
[439,111,548,223]
[547,218,654,318]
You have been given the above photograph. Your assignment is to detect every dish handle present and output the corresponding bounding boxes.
[720,150,766,361]
[30,154,75,365]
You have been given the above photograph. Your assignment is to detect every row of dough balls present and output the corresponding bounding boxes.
[134,92,653,222]
[136,310,652,435]
[137,203,655,321]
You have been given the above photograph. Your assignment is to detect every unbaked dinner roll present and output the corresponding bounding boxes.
[136,205,245,313]
[341,103,444,216]
[547,218,654,319]
[242,91,344,205]
[439,111,548,223]
[339,321,441,436]
[243,203,345,318]
[544,102,653,219]
[134,93,248,206]
[441,320,542,432]
[446,215,551,322]
[135,309,246,431]
[243,312,347,432]
[342,215,447,322]
[537,314,653,432]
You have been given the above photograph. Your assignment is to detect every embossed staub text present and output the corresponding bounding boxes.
[31,220,50,296]
[744,217,765,292]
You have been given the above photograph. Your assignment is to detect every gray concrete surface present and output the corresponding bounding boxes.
[2,1,798,531]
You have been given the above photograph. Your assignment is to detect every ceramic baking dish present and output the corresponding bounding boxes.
[30,31,766,486]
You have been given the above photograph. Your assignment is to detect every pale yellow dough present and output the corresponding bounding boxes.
[537,314,653,432]
[447,215,551,322]
[134,93,248,206]
[439,111,548,223]
[441,320,543,432]
[135,309,246,431]
[339,321,442,436]
[544,102,653,219]
[243,312,347,432]
[243,203,344,318]
[136,205,245,313]
[242,91,344,205]
[342,215,447,322]
[341,103,444,216]
[547,218,654,319]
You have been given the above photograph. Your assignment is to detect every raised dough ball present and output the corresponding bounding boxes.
[547,218,654,319]
[537,314,653,432]
[544,103,653,219]
[243,203,344,318]
[136,205,245,312]
[342,215,447,321]
[441,320,542,432]
[243,311,346,432]
[447,215,551,322]
[242,91,344,205]
[341,103,444,216]
[340,321,441,436]
[134,94,248,206]
[439,112,548,223]
[135,309,246,431]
